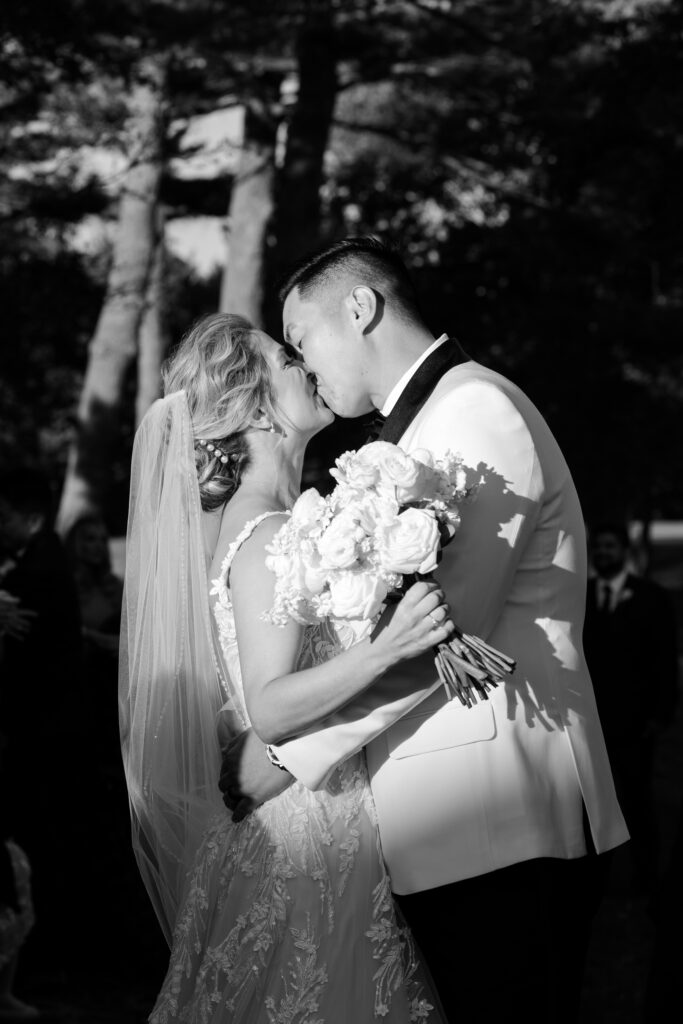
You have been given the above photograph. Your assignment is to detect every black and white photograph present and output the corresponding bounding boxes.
[0,2,681,1022]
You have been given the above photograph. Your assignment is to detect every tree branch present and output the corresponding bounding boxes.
[441,154,551,211]
[333,116,430,148]
[402,0,502,47]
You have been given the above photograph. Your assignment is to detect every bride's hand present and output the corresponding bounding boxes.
[371,579,454,665]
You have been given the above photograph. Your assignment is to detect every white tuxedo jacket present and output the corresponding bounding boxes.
[274,360,628,894]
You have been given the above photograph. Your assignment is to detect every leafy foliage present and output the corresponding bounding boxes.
[0,0,681,527]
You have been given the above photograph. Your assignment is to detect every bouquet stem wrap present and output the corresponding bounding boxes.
[435,628,516,706]
[384,576,515,706]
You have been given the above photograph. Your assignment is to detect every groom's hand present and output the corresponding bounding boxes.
[219,728,294,822]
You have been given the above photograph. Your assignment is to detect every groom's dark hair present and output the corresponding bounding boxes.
[278,236,422,323]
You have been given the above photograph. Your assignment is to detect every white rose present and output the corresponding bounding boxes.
[355,492,399,535]
[266,548,311,595]
[329,482,358,513]
[291,488,327,532]
[328,572,388,621]
[411,448,435,470]
[410,448,440,492]
[295,543,324,594]
[331,449,380,490]
[369,443,431,504]
[318,513,363,570]
[376,507,441,575]
[288,549,311,592]
[345,451,380,489]
[305,565,328,594]
[290,538,327,595]
[334,618,375,647]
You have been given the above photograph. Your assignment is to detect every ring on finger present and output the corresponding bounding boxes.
[428,611,441,627]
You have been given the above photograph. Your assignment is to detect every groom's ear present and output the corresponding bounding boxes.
[345,286,379,335]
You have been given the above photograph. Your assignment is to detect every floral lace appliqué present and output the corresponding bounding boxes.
[149,513,443,1024]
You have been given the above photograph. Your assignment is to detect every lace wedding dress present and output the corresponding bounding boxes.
[149,513,443,1024]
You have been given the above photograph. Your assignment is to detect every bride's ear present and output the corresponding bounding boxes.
[249,409,277,433]
[345,286,379,334]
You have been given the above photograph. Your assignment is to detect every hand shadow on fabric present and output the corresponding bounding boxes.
[451,460,590,735]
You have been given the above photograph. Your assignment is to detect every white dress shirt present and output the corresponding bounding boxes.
[597,568,629,612]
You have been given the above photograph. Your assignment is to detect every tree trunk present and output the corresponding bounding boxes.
[136,212,169,427]
[219,99,277,327]
[57,56,166,533]
[268,6,338,317]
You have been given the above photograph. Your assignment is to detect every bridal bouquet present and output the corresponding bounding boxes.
[264,441,515,706]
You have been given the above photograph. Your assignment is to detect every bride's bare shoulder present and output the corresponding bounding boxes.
[207,498,287,577]
[222,497,286,540]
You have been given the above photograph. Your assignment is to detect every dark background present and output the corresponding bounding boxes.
[1,1,682,1020]
[1,0,681,531]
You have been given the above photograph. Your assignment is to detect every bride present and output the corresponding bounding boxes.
[119,313,453,1023]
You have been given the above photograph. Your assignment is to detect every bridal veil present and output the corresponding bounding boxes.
[119,391,242,945]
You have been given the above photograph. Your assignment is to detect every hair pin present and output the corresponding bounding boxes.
[197,438,234,465]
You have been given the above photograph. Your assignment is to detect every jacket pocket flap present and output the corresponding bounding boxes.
[387,700,496,759]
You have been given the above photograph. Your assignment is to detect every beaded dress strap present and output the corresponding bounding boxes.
[217,510,289,586]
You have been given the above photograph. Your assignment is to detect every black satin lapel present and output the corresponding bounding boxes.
[378,341,468,444]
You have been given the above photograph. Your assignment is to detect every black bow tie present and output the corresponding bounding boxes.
[377,340,469,445]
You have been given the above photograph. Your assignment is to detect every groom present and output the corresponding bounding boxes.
[220,236,628,1022]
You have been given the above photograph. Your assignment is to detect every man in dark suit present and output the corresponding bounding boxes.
[583,522,679,891]
[0,467,83,966]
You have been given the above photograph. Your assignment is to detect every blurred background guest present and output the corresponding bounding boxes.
[64,514,123,784]
[64,514,123,650]
[0,732,38,1024]
[0,593,35,645]
[0,467,82,978]
[0,825,38,1022]
[583,522,679,896]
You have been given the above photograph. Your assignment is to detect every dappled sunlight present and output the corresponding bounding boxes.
[536,617,580,672]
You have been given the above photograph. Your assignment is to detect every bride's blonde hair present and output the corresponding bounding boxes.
[162,313,279,511]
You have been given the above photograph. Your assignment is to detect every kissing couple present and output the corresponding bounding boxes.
[120,236,628,1024]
